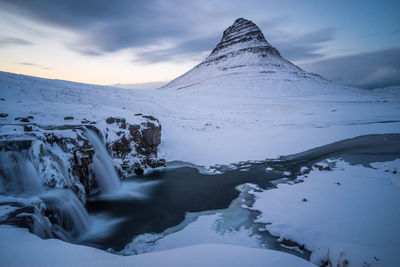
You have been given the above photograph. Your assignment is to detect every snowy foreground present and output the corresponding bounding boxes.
[0,227,314,267]
[252,159,400,266]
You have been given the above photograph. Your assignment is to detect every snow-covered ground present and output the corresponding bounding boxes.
[251,159,400,266]
[0,226,315,267]
[1,70,399,168]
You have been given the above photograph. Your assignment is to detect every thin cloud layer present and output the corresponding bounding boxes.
[274,28,336,61]
[0,37,33,47]
[19,62,51,70]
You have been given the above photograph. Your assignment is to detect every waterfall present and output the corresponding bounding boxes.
[40,189,91,241]
[0,143,91,242]
[0,127,122,244]
[83,129,121,195]
[0,147,44,196]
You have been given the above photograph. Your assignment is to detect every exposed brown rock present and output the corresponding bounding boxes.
[23,125,32,132]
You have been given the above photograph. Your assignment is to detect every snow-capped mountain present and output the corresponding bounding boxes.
[161,18,356,97]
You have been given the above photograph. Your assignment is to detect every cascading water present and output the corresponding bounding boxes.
[0,142,92,242]
[0,146,44,196]
[40,189,91,241]
[83,129,121,195]
[0,127,127,246]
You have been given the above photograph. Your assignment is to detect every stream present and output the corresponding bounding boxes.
[1,133,400,262]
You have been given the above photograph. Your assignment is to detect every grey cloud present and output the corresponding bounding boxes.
[20,62,50,70]
[273,28,336,61]
[301,47,400,89]
[0,0,199,53]
[134,35,220,64]
[0,0,338,64]
[0,37,33,47]
[68,46,103,57]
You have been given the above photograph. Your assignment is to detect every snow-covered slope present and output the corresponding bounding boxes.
[1,69,399,168]
[0,227,315,267]
[161,18,359,97]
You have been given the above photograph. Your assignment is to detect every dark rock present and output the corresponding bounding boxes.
[142,115,158,121]
[0,113,8,118]
[23,125,33,132]
[64,116,73,120]
[302,198,307,202]
[106,115,164,176]
[134,166,144,175]
[314,163,330,171]
[106,117,116,124]
[115,118,126,124]
[111,135,132,159]
[27,116,34,119]
[0,98,5,101]
[280,239,305,250]
[134,113,143,116]
[20,117,30,122]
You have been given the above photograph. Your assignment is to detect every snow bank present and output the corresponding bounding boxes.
[0,226,315,267]
[251,159,400,266]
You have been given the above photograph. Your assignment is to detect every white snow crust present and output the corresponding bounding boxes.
[251,159,400,266]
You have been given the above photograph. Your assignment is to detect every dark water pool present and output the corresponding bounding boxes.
[83,134,400,256]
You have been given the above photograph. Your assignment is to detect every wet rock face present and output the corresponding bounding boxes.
[0,199,51,238]
[35,129,99,201]
[46,132,98,197]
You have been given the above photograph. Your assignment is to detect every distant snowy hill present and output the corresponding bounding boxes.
[161,18,359,97]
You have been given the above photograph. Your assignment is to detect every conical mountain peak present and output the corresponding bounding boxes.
[161,18,321,91]
[201,18,281,66]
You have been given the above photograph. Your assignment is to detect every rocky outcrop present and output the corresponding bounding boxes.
[0,114,165,202]
[40,129,98,200]
[0,197,52,239]
[0,126,98,202]
[105,115,165,176]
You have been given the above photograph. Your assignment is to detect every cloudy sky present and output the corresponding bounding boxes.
[0,0,399,89]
